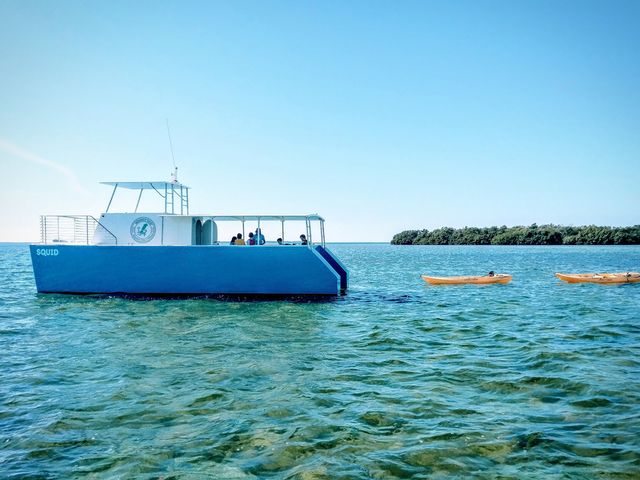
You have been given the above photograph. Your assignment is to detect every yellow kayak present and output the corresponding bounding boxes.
[421,274,512,285]
[555,272,640,284]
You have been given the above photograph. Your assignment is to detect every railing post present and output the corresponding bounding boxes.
[106,184,118,213]
[135,189,143,213]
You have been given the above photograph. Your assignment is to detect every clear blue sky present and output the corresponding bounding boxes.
[1,0,638,242]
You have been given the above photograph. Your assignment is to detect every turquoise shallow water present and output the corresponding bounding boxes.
[1,243,639,479]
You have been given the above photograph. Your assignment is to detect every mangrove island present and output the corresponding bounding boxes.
[391,225,640,246]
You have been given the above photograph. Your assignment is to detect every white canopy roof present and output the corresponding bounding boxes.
[163,214,325,222]
[101,181,190,190]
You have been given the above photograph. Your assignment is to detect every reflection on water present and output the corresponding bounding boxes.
[1,244,639,478]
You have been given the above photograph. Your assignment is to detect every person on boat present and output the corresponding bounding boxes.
[230,236,237,245]
[487,271,495,277]
[255,228,265,245]
[277,238,283,245]
[299,234,308,245]
[235,233,245,245]
[247,232,256,245]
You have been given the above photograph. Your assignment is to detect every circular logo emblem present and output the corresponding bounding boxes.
[130,217,156,243]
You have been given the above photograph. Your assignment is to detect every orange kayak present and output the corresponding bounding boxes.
[555,272,640,284]
[421,274,512,285]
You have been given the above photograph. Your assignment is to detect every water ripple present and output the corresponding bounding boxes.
[1,244,639,478]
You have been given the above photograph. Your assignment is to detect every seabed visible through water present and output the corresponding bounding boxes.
[1,243,639,478]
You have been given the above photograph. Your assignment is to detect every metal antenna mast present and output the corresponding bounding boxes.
[166,118,178,182]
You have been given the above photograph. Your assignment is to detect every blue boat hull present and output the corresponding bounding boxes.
[30,245,345,296]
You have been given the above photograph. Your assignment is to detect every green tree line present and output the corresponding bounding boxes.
[391,225,640,245]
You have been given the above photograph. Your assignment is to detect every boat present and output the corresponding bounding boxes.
[421,274,512,285]
[30,175,348,296]
[555,272,640,284]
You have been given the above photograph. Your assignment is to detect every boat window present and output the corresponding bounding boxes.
[193,219,203,245]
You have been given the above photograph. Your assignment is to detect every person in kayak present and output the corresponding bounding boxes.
[487,271,495,277]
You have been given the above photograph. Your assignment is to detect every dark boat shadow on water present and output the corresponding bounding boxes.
[34,292,341,304]
[347,290,421,304]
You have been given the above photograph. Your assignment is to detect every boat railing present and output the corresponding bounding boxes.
[192,214,326,248]
[40,215,118,245]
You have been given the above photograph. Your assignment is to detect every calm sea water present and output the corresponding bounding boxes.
[1,243,639,479]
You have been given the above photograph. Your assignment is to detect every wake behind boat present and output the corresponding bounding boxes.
[421,273,512,285]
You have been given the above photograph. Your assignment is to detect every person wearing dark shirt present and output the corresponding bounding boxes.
[255,228,265,245]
